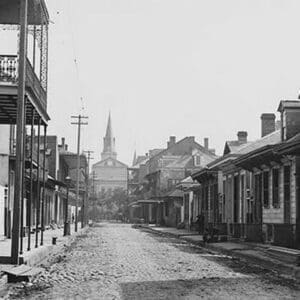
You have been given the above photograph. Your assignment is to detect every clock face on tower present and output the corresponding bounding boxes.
[107,160,113,166]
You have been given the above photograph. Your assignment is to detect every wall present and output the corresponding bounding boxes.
[262,160,296,224]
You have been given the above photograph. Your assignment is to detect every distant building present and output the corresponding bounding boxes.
[92,113,128,196]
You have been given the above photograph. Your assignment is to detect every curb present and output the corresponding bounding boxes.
[141,225,299,281]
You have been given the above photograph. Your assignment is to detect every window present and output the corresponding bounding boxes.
[272,169,279,208]
[263,171,269,208]
[284,166,291,223]
[165,201,169,217]
[194,155,201,166]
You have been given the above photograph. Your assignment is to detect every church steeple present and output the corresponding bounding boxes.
[101,112,117,160]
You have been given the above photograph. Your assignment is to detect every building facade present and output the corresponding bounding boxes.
[92,114,128,196]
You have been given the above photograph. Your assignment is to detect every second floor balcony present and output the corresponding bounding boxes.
[0,0,50,126]
[0,54,47,112]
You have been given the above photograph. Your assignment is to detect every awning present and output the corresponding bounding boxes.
[136,199,164,204]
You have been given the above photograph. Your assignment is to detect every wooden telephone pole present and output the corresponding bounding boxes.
[71,115,88,232]
[84,150,94,226]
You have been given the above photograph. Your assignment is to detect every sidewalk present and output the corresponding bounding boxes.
[141,225,300,280]
[0,222,86,267]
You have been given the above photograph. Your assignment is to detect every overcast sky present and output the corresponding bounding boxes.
[3,0,300,166]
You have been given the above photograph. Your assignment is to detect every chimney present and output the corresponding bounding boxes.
[61,137,65,147]
[278,100,300,140]
[167,136,176,148]
[237,131,248,143]
[204,138,209,151]
[261,113,275,137]
[209,149,216,155]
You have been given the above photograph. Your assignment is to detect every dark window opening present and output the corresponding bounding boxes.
[272,169,279,208]
[263,171,269,208]
[284,166,291,223]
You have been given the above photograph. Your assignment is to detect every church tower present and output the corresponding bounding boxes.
[101,112,117,160]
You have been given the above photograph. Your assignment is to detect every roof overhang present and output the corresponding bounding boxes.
[136,199,164,204]
[234,145,283,171]
[0,0,49,25]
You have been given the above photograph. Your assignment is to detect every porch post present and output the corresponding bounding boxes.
[27,107,34,251]
[11,0,28,265]
[20,99,27,255]
[41,125,47,245]
[295,157,300,248]
[35,117,41,248]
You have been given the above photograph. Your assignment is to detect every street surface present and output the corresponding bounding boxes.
[4,223,300,299]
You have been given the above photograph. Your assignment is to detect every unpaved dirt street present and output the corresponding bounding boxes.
[4,223,300,299]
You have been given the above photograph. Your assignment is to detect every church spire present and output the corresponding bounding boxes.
[105,111,113,139]
[132,150,137,166]
[101,112,117,160]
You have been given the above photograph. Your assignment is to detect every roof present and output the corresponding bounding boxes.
[165,155,192,169]
[136,199,164,204]
[193,130,282,178]
[165,189,184,198]
[223,140,250,155]
[148,136,217,163]
[59,151,87,170]
[176,176,200,191]
[235,130,281,155]
[275,132,300,155]
[0,0,49,25]
[132,155,149,168]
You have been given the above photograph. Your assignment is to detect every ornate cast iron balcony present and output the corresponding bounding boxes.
[0,55,47,111]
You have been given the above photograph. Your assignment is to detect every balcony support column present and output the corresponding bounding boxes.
[27,107,35,251]
[20,99,27,255]
[11,0,28,265]
[35,117,41,248]
[41,125,47,246]
[32,25,36,71]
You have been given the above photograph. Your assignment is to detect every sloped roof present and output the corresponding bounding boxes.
[223,140,250,155]
[193,130,281,178]
[149,136,217,163]
[165,155,192,169]
[235,130,281,155]
[59,151,87,170]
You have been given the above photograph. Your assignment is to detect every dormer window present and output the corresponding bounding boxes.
[194,155,201,166]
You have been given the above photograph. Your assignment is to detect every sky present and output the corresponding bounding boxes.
[2,0,300,166]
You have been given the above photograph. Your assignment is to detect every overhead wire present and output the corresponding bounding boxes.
[65,0,87,152]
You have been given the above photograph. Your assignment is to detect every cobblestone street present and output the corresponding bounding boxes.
[4,223,300,299]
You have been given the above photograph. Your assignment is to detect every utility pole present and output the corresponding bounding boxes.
[84,150,94,226]
[71,115,88,232]
[11,0,28,265]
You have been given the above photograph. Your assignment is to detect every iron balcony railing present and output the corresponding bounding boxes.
[0,55,47,110]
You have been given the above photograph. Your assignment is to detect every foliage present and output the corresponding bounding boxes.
[88,188,129,221]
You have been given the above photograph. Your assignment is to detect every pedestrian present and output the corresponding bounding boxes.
[203,227,209,245]
[196,214,205,234]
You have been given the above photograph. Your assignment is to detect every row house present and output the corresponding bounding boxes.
[191,100,300,249]
[235,101,300,248]
[0,131,88,261]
